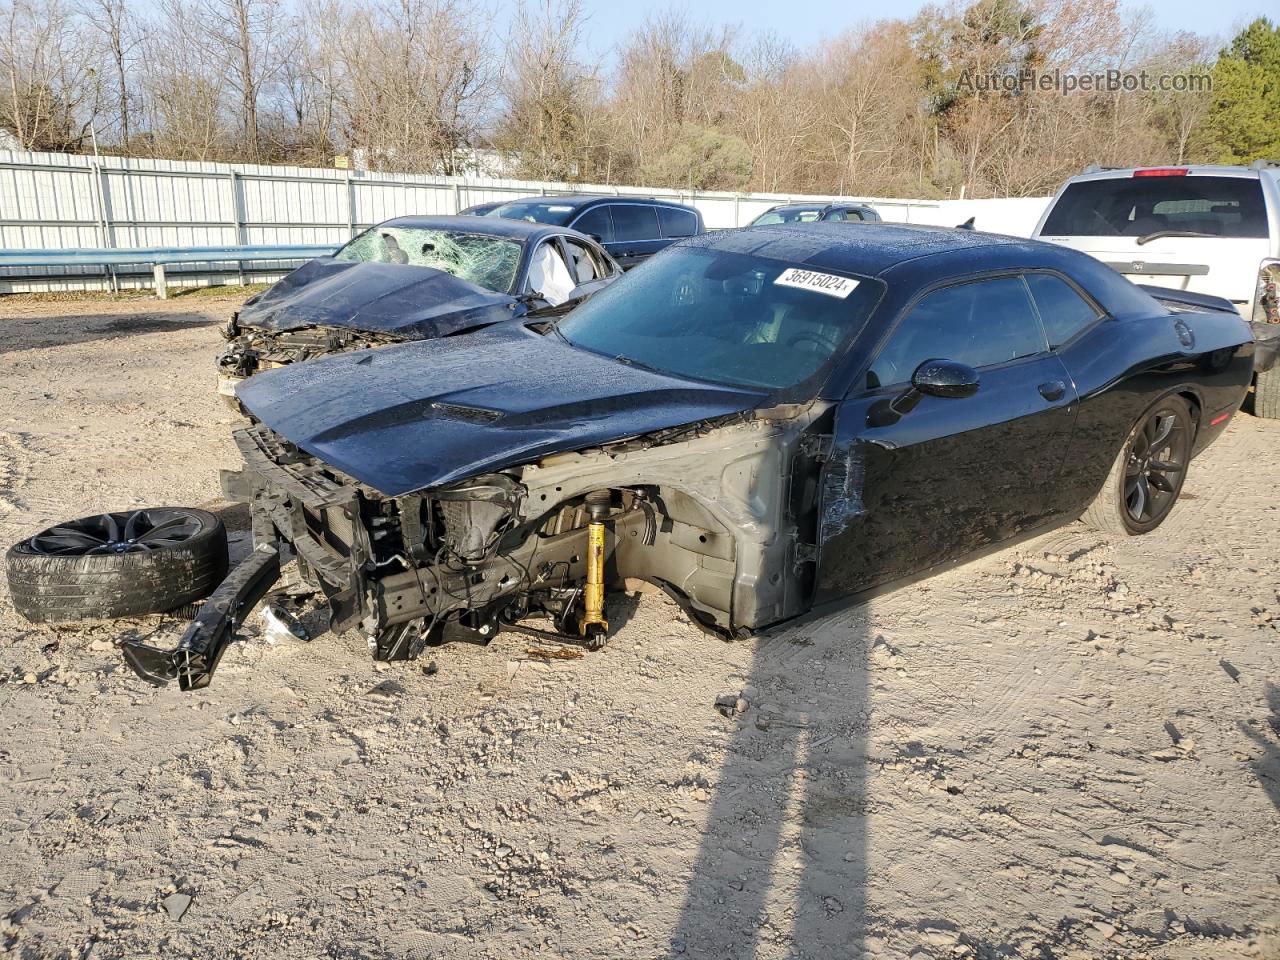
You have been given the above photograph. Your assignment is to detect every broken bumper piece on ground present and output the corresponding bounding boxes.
[120,545,282,690]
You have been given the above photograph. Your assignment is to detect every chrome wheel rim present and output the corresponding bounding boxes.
[1124,409,1187,524]
[25,509,204,556]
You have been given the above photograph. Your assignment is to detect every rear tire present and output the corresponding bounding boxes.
[1254,367,1280,419]
[1082,396,1192,537]
[6,508,228,623]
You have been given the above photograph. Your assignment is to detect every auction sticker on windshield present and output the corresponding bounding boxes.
[774,267,859,298]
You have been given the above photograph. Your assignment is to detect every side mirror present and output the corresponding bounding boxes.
[912,359,980,398]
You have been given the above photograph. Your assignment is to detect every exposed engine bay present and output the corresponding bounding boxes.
[122,402,833,689]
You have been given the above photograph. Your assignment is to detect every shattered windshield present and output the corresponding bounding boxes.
[556,247,883,393]
[489,200,579,225]
[335,228,523,293]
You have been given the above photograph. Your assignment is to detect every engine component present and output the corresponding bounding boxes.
[578,490,611,647]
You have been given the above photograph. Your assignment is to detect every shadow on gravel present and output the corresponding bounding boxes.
[0,311,218,355]
[668,615,868,959]
[1242,682,1280,812]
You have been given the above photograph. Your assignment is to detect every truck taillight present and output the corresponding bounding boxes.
[1257,260,1280,324]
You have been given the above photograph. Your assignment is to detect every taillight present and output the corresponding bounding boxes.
[1133,168,1188,177]
[1256,260,1280,324]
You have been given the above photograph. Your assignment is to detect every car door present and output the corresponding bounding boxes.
[601,203,664,268]
[525,235,618,319]
[815,273,1080,602]
[522,238,578,310]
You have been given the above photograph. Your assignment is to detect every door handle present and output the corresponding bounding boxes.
[1038,380,1066,402]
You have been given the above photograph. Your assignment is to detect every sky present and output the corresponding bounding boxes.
[564,0,1272,59]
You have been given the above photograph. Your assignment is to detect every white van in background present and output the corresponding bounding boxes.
[1033,163,1280,415]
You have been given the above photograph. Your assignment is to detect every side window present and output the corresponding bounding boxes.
[658,207,698,238]
[1024,273,1103,347]
[572,206,614,243]
[560,237,606,284]
[823,210,848,221]
[867,276,1047,389]
[611,204,661,242]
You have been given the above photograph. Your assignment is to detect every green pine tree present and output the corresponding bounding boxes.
[1198,17,1280,164]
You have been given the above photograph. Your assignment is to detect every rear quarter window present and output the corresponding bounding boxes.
[658,207,699,238]
[1041,176,1268,239]
[611,204,661,242]
[1024,273,1103,347]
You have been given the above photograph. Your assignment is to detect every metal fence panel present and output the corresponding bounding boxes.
[0,149,1049,294]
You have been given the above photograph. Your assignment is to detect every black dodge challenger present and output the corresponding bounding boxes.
[216,215,619,404]
[115,223,1257,688]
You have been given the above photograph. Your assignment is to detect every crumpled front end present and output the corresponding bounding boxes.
[217,316,404,407]
[123,402,837,688]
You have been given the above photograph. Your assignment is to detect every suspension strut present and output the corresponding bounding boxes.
[578,489,611,648]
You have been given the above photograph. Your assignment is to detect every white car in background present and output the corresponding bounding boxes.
[1033,163,1280,416]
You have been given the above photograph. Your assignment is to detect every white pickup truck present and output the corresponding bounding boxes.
[1033,163,1280,416]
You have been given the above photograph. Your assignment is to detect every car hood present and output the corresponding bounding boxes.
[235,325,768,496]
[236,259,520,338]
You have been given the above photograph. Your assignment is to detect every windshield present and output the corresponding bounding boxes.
[489,199,580,225]
[1041,176,1268,239]
[335,227,523,293]
[751,206,824,226]
[556,247,883,393]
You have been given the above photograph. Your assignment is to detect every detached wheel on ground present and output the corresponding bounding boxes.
[1253,366,1280,419]
[1083,396,1193,537]
[5,508,228,623]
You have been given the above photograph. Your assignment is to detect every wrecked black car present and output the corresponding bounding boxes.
[216,215,619,404]
[122,223,1258,689]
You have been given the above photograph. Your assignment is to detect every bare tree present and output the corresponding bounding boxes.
[339,0,494,174]
[0,0,101,150]
[495,0,593,180]
[199,0,283,161]
[136,0,228,159]
[81,0,139,149]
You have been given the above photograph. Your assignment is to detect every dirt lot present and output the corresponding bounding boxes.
[0,295,1277,960]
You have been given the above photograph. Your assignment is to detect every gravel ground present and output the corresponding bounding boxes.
[0,296,1277,960]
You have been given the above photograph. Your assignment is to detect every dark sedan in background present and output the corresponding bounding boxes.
[486,194,704,268]
[217,215,619,402]
[123,223,1256,688]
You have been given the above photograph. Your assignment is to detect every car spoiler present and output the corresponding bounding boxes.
[1137,284,1239,316]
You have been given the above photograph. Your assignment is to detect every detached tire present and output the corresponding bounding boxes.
[6,508,228,623]
[1083,396,1193,537]
[1254,367,1280,419]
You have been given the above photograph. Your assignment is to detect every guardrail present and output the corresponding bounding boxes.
[0,244,337,298]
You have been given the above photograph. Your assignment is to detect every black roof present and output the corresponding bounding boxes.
[376,214,577,243]
[492,194,698,212]
[680,222,1159,318]
[683,222,1030,276]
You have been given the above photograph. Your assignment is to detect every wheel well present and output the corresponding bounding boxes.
[1177,389,1203,437]
[1178,389,1202,421]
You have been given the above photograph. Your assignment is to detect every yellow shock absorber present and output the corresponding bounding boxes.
[579,490,611,644]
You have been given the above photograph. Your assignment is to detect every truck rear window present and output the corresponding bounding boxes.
[1041,176,1267,239]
